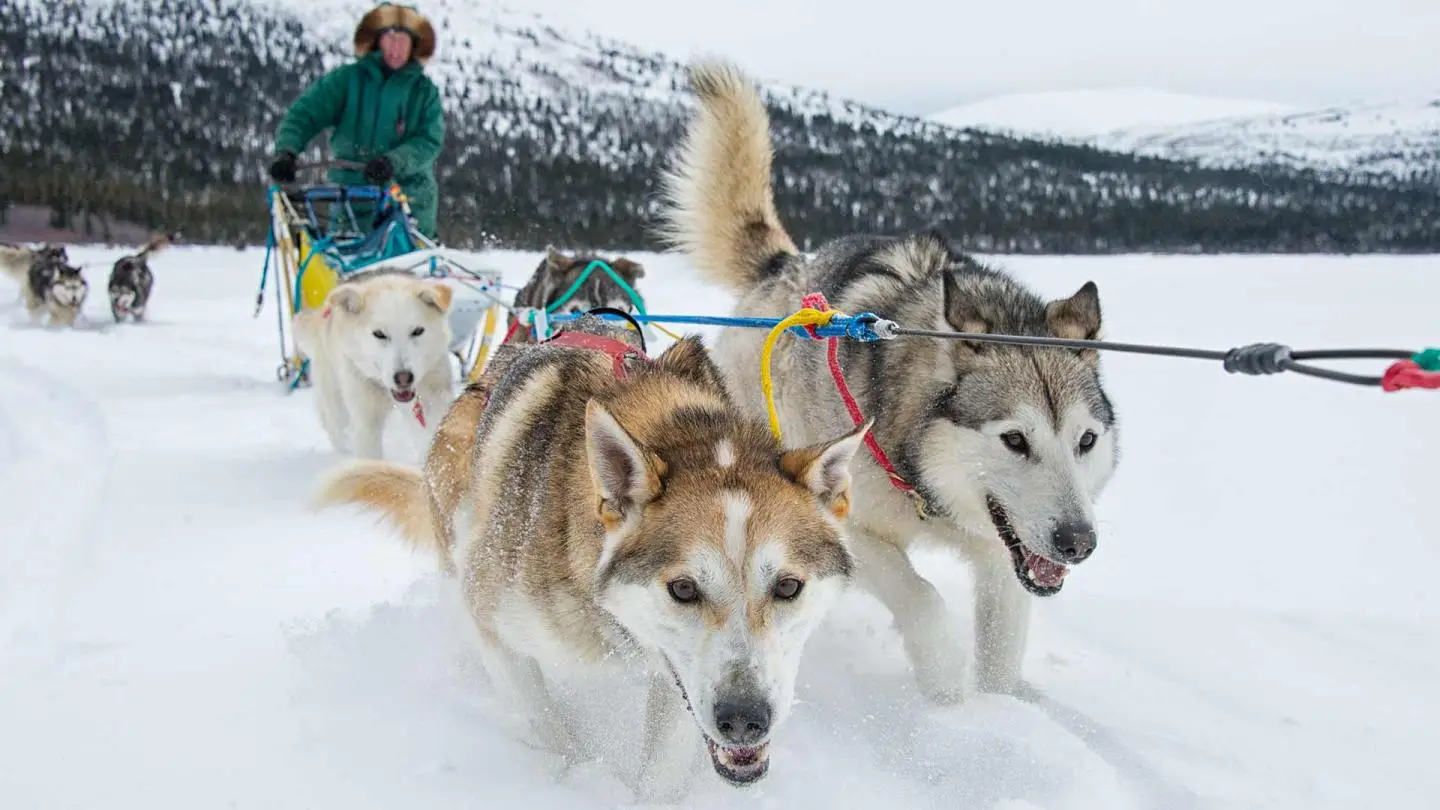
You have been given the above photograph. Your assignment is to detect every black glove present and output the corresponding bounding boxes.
[268,150,297,183]
[364,156,394,185]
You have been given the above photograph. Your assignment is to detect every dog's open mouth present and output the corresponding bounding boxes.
[985,495,1068,597]
[389,388,416,403]
[705,737,769,785]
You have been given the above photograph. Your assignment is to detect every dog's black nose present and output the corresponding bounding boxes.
[714,696,771,746]
[1051,523,1097,563]
[393,370,414,388]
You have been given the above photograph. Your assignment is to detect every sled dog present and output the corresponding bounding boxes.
[107,234,173,322]
[313,313,870,798]
[3,243,88,326]
[293,269,456,459]
[655,59,1120,702]
[503,245,647,343]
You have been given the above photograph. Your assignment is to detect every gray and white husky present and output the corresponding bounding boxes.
[655,59,1121,703]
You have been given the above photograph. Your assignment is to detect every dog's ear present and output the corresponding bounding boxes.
[545,245,568,268]
[779,419,871,520]
[941,271,988,335]
[417,281,453,313]
[329,286,365,314]
[610,257,644,281]
[653,335,731,402]
[1045,280,1101,340]
[1045,281,1101,362]
[585,400,666,533]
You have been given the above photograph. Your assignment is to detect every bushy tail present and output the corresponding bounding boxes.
[0,245,30,282]
[137,234,173,258]
[313,460,438,555]
[655,58,798,294]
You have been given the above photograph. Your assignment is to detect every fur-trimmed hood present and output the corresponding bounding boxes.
[354,3,436,65]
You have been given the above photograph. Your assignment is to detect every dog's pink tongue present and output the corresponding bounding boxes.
[1027,553,1068,587]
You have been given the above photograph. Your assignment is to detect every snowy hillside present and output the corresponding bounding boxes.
[4,0,1439,251]
[929,88,1298,140]
[2,246,1437,808]
[930,88,1440,183]
[1093,97,1440,181]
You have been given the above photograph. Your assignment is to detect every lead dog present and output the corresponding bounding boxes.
[107,234,173,322]
[655,59,1121,703]
[313,313,869,799]
[293,269,456,459]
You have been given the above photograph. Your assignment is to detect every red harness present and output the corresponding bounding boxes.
[543,329,650,379]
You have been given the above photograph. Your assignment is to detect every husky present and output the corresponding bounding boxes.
[504,245,647,343]
[312,312,870,799]
[4,243,88,327]
[292,268,457,459]
[107,234,172,322]
[654,59,1120,703]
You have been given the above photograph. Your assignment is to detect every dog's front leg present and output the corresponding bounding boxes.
[479,641,585,764]
[971,540,1032,697]
[634,670,702,802]
[341,376,389,459]
[851,529,969,705]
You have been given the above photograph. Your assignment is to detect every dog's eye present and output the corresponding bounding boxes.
[1000,431,1029,456]
[373,330,388,340]
[772,577,804,600]
[667,578,699,603]
[1077,430,1097,454]
[410,326,425,337]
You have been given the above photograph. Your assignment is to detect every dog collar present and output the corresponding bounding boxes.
[544,330,649,379]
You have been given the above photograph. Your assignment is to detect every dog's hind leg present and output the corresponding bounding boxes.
[850,529,969,705]
[634,669,703,801]
[971,542,1033,697]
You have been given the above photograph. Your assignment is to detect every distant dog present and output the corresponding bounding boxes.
[2,243,88,326]
[504,245,646,342]
[313,312,869,800]
[656,59,1121,703]
[293,269,456,459]
[108,234,173,322]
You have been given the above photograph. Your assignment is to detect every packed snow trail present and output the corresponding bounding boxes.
[0,248,1435,809]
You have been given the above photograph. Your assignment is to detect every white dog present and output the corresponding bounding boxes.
[294,269,456,459]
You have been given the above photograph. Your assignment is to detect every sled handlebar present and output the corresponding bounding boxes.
[294,159,365,172]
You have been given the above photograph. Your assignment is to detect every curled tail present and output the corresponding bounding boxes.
[314,460,439,557]
[138,234,173,259]
[656,58,798,293]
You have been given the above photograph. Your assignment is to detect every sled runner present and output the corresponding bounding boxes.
[255,160,507,389]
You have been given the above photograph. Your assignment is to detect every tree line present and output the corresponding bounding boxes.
[2,0,1436,252]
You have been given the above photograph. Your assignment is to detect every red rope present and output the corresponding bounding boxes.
[801,292,919,498]
[1381,360,1440,391]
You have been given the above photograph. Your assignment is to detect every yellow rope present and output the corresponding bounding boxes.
[651,322,684,341]
[760,307,838,442]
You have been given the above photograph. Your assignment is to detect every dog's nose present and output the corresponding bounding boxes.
[713,695,771,746]
[393,370,415,388]
[1051,522,1097,563]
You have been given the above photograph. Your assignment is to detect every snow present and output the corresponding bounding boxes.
[927,88,1298,140]
[2,245,1437,808]
[1093,96,1440,178]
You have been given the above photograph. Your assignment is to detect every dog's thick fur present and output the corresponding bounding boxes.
[293,269,456,459]
[2,243,87,326]
[655,59,1121,703]
[108,234,172,322]
[314,314,869,799]
[504,245,647,343]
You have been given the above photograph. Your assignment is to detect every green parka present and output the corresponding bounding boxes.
[273,49,445,237]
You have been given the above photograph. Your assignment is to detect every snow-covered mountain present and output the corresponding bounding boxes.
[930,88,1440,182]
[1092,97,1440,181]
[3,0,1437,252]
[929,88,1298,140]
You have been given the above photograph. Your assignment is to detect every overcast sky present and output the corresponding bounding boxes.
[515,0,1440,115]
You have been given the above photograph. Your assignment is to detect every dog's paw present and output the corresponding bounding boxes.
[901,620,969,705]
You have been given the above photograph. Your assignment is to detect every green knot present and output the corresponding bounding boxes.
[1414,348,1440,371]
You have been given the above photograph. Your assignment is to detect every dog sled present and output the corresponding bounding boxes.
[255,160,507,389]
